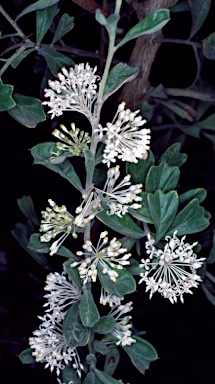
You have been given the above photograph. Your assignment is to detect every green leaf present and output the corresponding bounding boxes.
[19,348,35,364]
[28,233,50,253]
[203,33,215,60]
[158,143,187,167]
[119,237,136,252]
[17,195,39,225]
[95,369,122,384]
[0,80,15,111]
[85,150,95,187]
[62,364,81,384]
[104,63,139,100]
[53,13,75,43]
[189,0,211,38]
[126,151,155,184]
[197,113,215,130]
[36,4,58,44]
[128,192,153,224]
[16,0,60,20]
[79,290,100,328]
[94,340,108,355]
[96,209,145,239]
[38,48,74,75]
[93,316,116,335]
[104,348,120,376]
[31,142,83,192]
[127,258,143,275]
[64,259,82,289]
[8,93,45,128]
[84,372,103,384]
[95,10,119,36]
[57,246,78,259]
[123,336,158,375]
[166,198,209,236]
[12,222,49,268]
[206,229,215,264]
[159,99,194,121]
[145,163,180,193]
[97,264,136,297]
[63,302,90,348]
[116,9,170,49]
[148,191,179,242]
[11,48,35,69]
[171,1,190,12]
[179,188,207,205]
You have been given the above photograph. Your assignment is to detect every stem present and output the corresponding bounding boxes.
[0,5,29,40]
[163,37,202,49]
[0,44,32,77]
[164,87,215,102]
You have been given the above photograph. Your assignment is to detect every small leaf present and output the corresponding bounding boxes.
[31,142,83,192]
[17,195,39,225]
[97,209,145,239]
[189,0,211,38]
[84,372,103,384]
[93,316,116,335]
[197,113,215,130]
[0,80,15,112]
[128,192,153,224]
[96,10,119,36]
[171,1,190,12]
[94,340,108,355]
[62,363,81,384]
[38,48,74,75]
[116,9,170,49]
[8,93,45,128]
[126,151,155,184]
[123,336,157,375]
[158,143,187,167]
[85,150,95,187]
[63,302,90,348]
[36,4,58,44]
[95,369,122,384]
[16,0,60,20]
[52,13,75,44]
[166,198,209,236]
[145,163,180,193]
[19,348,35,364]
[97,264,136,297]
[203,33,215,60]
[28,233,50,253]
[64,259,82,289]
[11,48,35,69]
[179,188,207,205]
[79,290,100,328]
[104,63,139,100]
[104,348,120,376]
[159,99,194,122]
[148,191,179,242]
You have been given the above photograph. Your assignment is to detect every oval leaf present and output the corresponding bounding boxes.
[17,195,39,225]
[8,93,45,128]
[63,302,90,348]
[53,13,75,44]
[123,336,157,375]
[158,143,187,167]
[93,316,116,335]
[116,9,170,49]
[145,162,180,193]
[179,188,207,205]
[62,363,81,384]
[104,348,120,376]
[97,264,136,297]
[0,80,15,111]
[38,48,74,75]
[11,48,35,69]
[95,369,122,384]
[126,151,155,184]
[84,372,103,384]
[203,32,215,60]
[94,340,108,355]
[19,348,35,364]
[104,63,139,100]
[16,0,60,20]
[36,4,58,44]
[190,0,211,38]
[79,290,100,328]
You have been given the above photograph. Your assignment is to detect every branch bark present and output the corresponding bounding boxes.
[120,0,178,108]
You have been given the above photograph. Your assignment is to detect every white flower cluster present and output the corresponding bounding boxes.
[105,302,136,347]
[29,272,83,377]
[139,232,205,304]
[100,287,124,307]
[43,63,100,119]
[96,101,151,166]
[52,123,91,156]
[39,199,77,256]
[95,165,143,217]
[70,231,131,284]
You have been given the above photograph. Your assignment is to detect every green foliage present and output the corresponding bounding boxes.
[11,48,35,69]
[85,150,95,187]
[116,9,170,49]
[52,13,75,44]
[123,336,158,375]
[189,0,211,38]
[128,192,153,224]
[64,259,82,289]
[126,151,155,184]
[8,94,46,128]
[94,369,123,384]
[179,188,207,205]
[79,290,100,327]
[104,348,120,376]
[94,340,109,355]
[104,63,139,100]
[145,163,180,193]
[15,0,60,20]
[19,348,35,364]
[203,33,215,60]
[38,48,74,75]
[158,143,187,167]
[36,4,58,44]
[93,316,116,335]
[97,264,136,297]
[63,302,90,348]
[206,229,215,263]
[0,80,15,111]
[17,195,39,225]
[62,364,81,384]
[84,372,103,384]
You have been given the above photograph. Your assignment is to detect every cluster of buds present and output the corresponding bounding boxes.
[139,231,205,303]
[70,231,131,284]
[52,123,91,156]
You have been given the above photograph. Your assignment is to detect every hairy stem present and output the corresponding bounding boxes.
[0,5,29,40]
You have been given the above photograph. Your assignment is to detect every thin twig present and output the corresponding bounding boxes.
[0,44,29,77]
[162,37,202,49]
[164,87,215,102]
[40,43,106,61]
[0,5,29,40]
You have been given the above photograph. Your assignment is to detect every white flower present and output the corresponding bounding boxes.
[97,102,150,166]
[29,312,83,377]
[100,287,124,307]
[39,199,77,255]
[43,272,81,313]
[139,231,205,303]
[70,231,131,284]
[95,165,143,217]
[104,302,136,347]
[73,190,101,228]
[52,123,91,156]
[43,63,100,119]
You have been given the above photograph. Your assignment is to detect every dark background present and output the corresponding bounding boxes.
[1,1,215,383]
